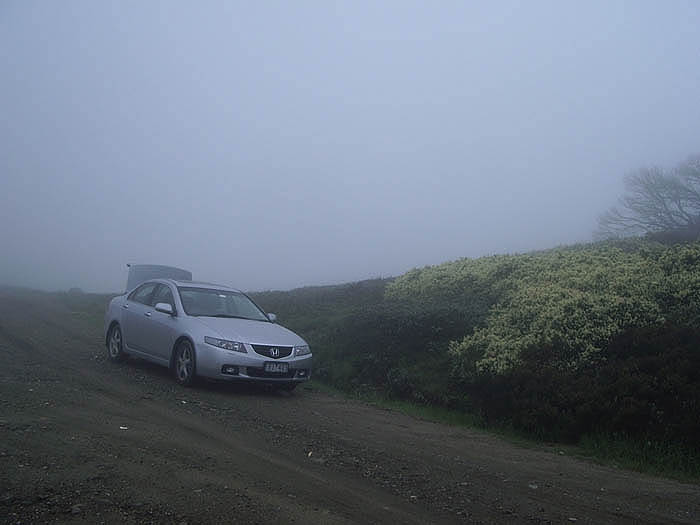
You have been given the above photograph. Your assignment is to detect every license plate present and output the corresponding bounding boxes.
[264,362,289,373]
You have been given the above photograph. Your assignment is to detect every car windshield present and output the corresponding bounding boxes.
[177,287,269,321]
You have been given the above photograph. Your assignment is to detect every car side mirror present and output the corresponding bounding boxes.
[267,312,277,323]
[155,302,175,315]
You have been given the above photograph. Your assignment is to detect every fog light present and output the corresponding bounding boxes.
[297,369,307,377]
[222,365,239,375]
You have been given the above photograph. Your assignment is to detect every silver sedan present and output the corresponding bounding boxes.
[104,279,312,389]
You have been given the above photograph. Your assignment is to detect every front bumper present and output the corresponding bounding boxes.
[194,341,312,382]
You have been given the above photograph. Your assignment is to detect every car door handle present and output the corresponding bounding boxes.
[144,312,152,317]
[122,304,129,309]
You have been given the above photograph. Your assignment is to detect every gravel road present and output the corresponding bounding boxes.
[1,288,698,524]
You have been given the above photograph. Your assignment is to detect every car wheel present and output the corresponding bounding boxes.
[173,339,196,386]
[281,382,298,392]
[107,325,126,362]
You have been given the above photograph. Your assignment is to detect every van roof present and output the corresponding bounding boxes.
[126,264,192,291]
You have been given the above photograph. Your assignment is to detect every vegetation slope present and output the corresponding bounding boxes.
[252,239,700,461]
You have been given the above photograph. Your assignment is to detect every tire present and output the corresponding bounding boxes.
[280,382,298,392]
[173,339,197,387]
[107,325,126,362]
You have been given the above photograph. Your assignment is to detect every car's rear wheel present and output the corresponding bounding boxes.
[107,325,126,362]
[173,339,196,386]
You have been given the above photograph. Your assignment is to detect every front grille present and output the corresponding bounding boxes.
[251,344,292,359]
[246,367,295,379]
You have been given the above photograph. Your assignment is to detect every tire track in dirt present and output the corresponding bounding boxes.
[0,292,452,524]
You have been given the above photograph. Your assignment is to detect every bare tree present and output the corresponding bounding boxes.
[596,155,700,240]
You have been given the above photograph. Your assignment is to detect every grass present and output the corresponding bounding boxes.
[307,380,572,450]
[308,379,482,426]
[307,379,700,483]
[577,434,700,482]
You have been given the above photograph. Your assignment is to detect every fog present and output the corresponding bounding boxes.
[1,1,699,292]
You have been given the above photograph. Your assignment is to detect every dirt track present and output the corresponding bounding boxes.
[0,288,698,524]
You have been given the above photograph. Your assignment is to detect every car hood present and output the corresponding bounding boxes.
[193,317,307,347]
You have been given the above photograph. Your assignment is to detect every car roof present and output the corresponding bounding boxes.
[129,278,243,294]
[169,279,242,292]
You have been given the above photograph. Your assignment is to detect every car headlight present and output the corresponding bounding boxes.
[294,345,311,357]
[204,336,247,353]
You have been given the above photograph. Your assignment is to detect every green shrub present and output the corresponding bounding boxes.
[464,323,700,445]
[253,239,700,449]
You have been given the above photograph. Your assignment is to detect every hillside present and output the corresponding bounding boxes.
[252,239,700,468]
[3,287,699,522]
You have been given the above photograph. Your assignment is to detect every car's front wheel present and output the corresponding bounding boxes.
[107,325,126,362]
[173,339,196,386]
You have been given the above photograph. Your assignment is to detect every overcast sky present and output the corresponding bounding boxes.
[1,1,699,292]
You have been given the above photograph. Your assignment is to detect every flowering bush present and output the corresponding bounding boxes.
[388,241,700,376]
[257,240,700,445]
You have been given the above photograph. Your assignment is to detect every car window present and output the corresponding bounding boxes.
[151,284,174,307]
[128,282,158,305]
[177,287,269,321]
